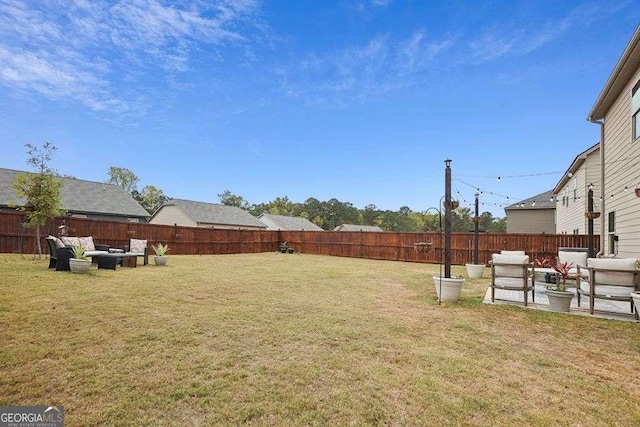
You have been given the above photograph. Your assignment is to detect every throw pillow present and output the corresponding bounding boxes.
[130,239,147,254]
[78,236,95,252]
[60,236,80,247]
[49,235,65,248]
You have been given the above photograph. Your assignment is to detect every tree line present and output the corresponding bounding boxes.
[218,190,507,233]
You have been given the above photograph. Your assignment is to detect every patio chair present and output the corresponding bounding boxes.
[45,236,74,271]
[490,253,535,306]
[124,238,149,266]
[557,248,588,287]
[576,258,640,317]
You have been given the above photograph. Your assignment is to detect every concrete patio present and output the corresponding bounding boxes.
[483,279,639,322]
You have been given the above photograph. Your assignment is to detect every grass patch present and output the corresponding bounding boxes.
[1,253,639,425]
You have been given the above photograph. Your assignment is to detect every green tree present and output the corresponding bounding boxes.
[107,167,139,193]
[218,190,251,210]
[12,142,64,258]
[137,185,168,214]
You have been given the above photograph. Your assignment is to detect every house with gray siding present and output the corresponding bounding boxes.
[150,199,266,230]
[258,213,323,231]
[504,189,556,234]
[553,143,601,235]
[0,167,149,222]
[587,25,640,257]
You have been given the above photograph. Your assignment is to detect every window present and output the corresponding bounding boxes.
[633,81,640,140]
[608,211,615,233]
[573,229,579,234]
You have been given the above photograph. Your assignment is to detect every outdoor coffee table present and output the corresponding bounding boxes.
[97,253,139,270]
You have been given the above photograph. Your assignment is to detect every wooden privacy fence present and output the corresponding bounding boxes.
[0,211,599,265]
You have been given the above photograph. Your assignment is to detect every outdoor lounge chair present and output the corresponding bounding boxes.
[490,253,535,306]
[576,258,640,317]
[46,237,74,271]
[124,238,149,266]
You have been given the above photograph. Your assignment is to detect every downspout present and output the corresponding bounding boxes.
[588,116,605,257]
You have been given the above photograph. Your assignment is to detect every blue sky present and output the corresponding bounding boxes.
[1,0,639,217]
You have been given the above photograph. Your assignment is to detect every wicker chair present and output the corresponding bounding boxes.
[45,237,74,271]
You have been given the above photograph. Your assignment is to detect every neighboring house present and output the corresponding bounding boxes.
[504,190,556,234]
[0,167,149,222]
[553,143,601,234]
[587,25,640,257]
[149,199,266,230]
[334,224,384,232]
[257,213,323,231]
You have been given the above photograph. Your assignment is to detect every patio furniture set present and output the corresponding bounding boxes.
[489,248,640,320]
[46,236,149,271]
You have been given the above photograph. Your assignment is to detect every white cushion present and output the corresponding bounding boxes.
[580,280,635,297]
[492,254,529,277]
[558,251,587,269]
[493,277,530,289]
[501,250,526,255]
[587,258,637,286]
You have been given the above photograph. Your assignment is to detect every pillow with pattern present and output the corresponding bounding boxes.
[60,236,80,247]
[130,239,147,254]
[78,236,95,252]
[48,235,65,248]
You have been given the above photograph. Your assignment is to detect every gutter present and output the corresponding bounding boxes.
[587,116,605,257]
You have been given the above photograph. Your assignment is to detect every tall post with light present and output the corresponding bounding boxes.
[586,183,599,258]
[473,192,480,265]
[444,159,452,278]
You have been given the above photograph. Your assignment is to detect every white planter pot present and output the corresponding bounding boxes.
[154,256,168,266]
[546,289,574,312]
[465,264,485,279]
[631,292,640,318]
[69,258,91,273]
[432,276,464,302]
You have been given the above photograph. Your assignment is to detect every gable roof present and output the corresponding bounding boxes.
[257,213,323,231]
[334,224,384,232]
[159,199,265,228]
[588,25,640,121]
[504,189,556,211]
[0,168,149,218]
[552,143,599,194]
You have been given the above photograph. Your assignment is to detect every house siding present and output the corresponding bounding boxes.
[555,151,601,234]
[149,206,198,227]
[506,209,556,234]
[601,66,640,257]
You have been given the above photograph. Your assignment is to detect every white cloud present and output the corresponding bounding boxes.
[281,31,454,107]
[0,0,264,115]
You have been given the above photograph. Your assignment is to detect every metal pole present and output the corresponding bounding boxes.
[474,192,479,265]
[587,186,594,258]
[444,159,452,278]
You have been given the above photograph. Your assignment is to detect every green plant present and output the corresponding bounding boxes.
[153,243,169,257]
[71,245,90,261]
[548,261,573,292]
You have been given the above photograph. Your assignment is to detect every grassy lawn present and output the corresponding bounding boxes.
[1,253,639,425]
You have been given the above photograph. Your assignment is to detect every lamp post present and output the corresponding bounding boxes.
[586,183,600,258]
[444,159,452,278]
[473,192,480,265]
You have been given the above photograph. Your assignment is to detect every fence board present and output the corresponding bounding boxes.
[0,211,599,264]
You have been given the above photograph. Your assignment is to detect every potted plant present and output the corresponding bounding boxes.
[545,261,575,312]
[432,275,465,302]
[153,243,169,266]
[69,245,92,273]
[465,263,485,279]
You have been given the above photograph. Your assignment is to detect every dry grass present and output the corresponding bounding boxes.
[1,253,639,426]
